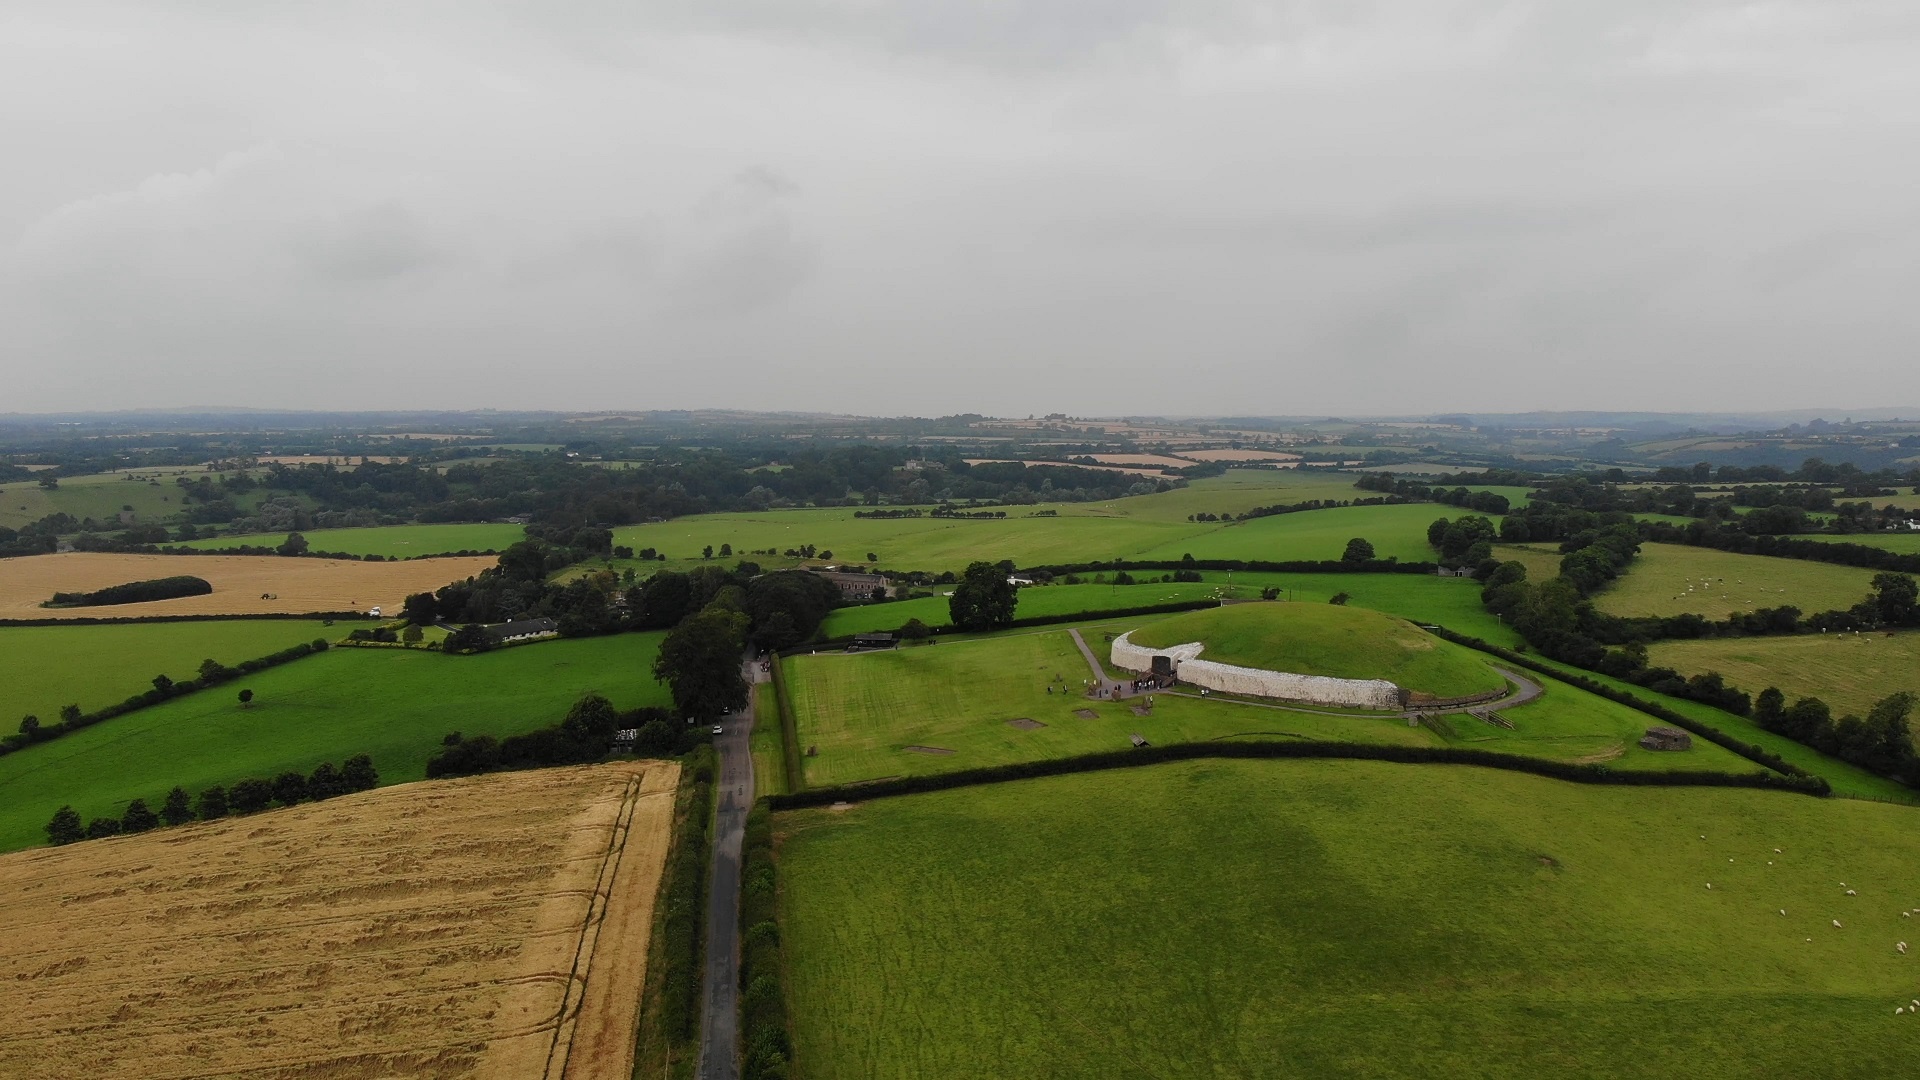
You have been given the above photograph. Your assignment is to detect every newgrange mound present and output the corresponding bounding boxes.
[1124,602,1504,702]
[0,761,677,1080]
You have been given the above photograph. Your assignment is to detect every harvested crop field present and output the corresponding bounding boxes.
[0,761,678,1080]
[0,552,495,619]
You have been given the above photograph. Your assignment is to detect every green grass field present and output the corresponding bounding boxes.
[0,632,670,852]
[1492,543,1566,582]
[818,573,1521,647]
[778,758,1920,1079]
[1127,603,1506,698]
[1648,632,1920,722]
[0,618,373,723]
[780,622,1754,788]
[0,470,212,530]
[161,522,527,556]
[1798,532,1920,553]
[604,471,1466,573]
[1593,543,1883,619]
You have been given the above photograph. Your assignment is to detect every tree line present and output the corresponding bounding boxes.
[45,755,378,845]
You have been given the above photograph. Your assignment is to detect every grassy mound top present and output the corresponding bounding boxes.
[1128,601,1503,698]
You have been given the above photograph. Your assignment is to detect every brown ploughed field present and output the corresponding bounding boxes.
[0,552,495,618]
[0,761,678,1080]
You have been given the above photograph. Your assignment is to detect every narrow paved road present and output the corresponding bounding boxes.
[695,660,764,1080]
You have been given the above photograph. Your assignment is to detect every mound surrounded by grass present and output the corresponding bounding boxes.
[1128,602,1504,699]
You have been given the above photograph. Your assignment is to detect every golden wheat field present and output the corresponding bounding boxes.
[0,553,495,619]
[0,761,678,1080]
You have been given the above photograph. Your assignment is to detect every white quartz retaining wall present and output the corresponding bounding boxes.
[1110,631,1402,711]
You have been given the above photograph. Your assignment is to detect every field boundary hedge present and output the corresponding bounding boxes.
[1637,521,1920,574]
[739,802,793,1080]
[1021,557,1439,576]
[1420,625,1825,783]
[0,611,365,627]
[765,739,1830,811]
[1,639,332,758]
[44,575,212,608]
[788,600,1219,655]
[767,660,804,793]
[633,748,715,1068]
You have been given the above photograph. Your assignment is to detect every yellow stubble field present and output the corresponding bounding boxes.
[0,553,495,618]
[0,761,678,1080]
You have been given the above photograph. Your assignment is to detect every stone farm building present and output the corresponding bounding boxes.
[809,569,888,601]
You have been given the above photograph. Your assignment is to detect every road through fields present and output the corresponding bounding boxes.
[697,659,763,1080]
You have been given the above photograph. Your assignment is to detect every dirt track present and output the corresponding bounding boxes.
[0,552,495,619]
[0,762,678,1080]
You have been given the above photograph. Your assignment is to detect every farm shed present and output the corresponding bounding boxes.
[848,632,898,652]
[482,617,560,645]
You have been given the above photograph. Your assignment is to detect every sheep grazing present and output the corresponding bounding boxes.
[1898,942,1909,954]
[1780,909,1787,916]
[1847,890,1857,896]
[1834,920,1844,928]
[1705,883,1713,890]
[1775,848,1782,853]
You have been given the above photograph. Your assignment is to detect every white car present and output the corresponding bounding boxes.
[711,725,724,735]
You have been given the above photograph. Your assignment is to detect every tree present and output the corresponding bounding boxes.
[151,674,173,695]
[121,798,159,834]
[703,545,715,559]
[402,590,440,625]
[238,688,254,707]
[654,607,749,720]
[196,786,229,820]
[561,694,621,753]
[897,617,932,640]
[948,561,1018,632]
[342,754,380,792]
[401,623,423,644]
[1341,537,1375,565]
[634,718,677,756]
[85,817,122,839]
[1871,573,1919,627]
[271,771,308,807]
[1329,592,1351,606]
[1754,687,1787,731]
[58,703,81,727]
[228,778,274,815]
[446,624,492,653]
[45,805,83,846]
[307,761,348,799]
[18,715,39,740]
[866,552,877,562]
[278,531,309,556]
[161,786,195,826]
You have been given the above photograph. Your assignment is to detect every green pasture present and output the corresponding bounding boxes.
[781,627,1434,788]
[779,621,1753,788]
[163,522,527,557]
[777,758,1920,1079]
[0,470,201,530]
[605,470,1469,573]
[0,619,373,723]
[1649,632,1920,723]
[818,574,1520,650]
[1492,543,1565,582]
[1593,543,1882,619]
[0,632,670,853]
[1128,603,1505,699]
[1521,657,1919,804]
[1798,532,1920,553]
[1131,503,1457,564]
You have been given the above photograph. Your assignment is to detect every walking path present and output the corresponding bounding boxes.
[695,659,766,1080]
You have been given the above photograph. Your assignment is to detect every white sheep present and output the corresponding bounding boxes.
[1847,889,1857,896]
[1834,920,1844,928]
[1780,909,1787,916]
[1774,848,1782,853]
[1706,883,1713,890]
[1898,942,1909,954]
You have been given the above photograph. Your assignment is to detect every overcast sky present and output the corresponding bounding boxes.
[3,1,1917,417]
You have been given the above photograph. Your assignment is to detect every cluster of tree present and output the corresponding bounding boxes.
[948,561,1019,631]
[1754,690,1916,780]
[45,755,377,845]
[425,696,703,777]
[1354,474,1512,514]
[45,575,211,608]
[739,803,791,1080]
[1203,496,1411,523]
[1495,503,1639,545]
[408,540,633,637]
[0,517,65,556]
[1426,515,1498,569]
[1650,459,1918,487]
[6,641,326,757]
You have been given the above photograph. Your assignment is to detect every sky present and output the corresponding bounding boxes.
[2,1,1918,417]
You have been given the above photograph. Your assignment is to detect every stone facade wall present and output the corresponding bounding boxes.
[1110,631,1402,711]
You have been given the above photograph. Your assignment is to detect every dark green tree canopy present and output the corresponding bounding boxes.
[948,561,1018,632]
[654,608,749,720]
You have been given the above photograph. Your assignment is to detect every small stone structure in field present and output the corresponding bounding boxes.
[1110,631,1401,710]
[1638,726,1693,751]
